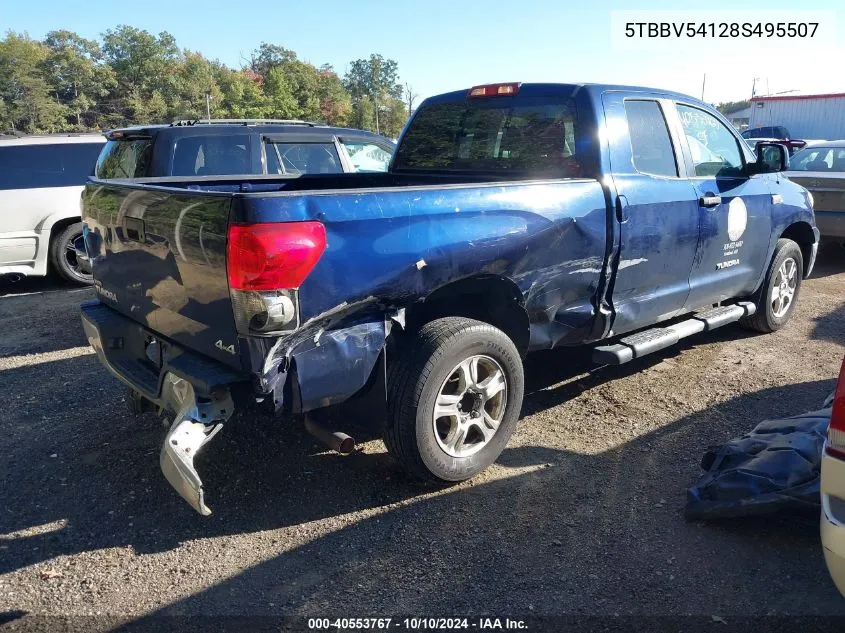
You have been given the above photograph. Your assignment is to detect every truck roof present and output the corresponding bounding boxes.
[425,82,702,105]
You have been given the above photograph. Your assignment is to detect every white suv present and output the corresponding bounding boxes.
[0,133,105,284]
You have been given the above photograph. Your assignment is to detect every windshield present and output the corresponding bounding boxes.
[393,96,584,176]
[789,146,845,171]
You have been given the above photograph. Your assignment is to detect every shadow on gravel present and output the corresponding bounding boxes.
[810,241,845,279]
[1,335,841,616]
[113,380,841,622]
[0,275,94,356]
[0,273,84,298]
[811,300,845,347]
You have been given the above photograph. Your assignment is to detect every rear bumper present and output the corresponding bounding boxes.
[80,299,246,405]
[815,211,845,239]
[81,299,246,514]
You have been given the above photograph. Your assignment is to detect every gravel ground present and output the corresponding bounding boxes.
[1,244,844,629]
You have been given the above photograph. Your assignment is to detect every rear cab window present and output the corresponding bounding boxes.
[623,100,679,178]
[0,141,104,189]
[393,94,585,177]
[96,138,152,179]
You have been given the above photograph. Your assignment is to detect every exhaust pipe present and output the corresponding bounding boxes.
[2,273,24,283]
[304,415,355,455]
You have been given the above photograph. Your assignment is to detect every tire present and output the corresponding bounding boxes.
[740,238,803,333]
[50,221,92,285]
[384,317,524,482]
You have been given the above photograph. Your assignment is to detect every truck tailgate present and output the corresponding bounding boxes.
[82,183,241,369]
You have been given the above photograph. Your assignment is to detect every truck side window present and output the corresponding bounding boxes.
[96,139,152,179]
[676,105,744,178]
[623,100,678,178]
[172,135,251,177]
[0,143,103,189]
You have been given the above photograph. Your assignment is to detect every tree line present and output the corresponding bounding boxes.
[0,26,417,138]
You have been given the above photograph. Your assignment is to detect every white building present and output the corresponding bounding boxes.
[726,106,751,131]
[749,93,845,141]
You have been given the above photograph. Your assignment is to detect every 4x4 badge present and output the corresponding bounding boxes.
[215,340,236,355]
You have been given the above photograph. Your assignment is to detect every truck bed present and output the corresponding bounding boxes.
[82,172,609,377]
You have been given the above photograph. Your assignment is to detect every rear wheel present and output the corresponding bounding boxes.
[50,221,92,285]
[740,238,803,333]
[384,317,524,482]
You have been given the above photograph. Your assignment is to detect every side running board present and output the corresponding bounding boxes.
[592,301,756,366]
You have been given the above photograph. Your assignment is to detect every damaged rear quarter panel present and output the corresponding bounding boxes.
[239,180,609,409]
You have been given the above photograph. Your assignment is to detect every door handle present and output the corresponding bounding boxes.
[699,193,722,208]
[615,194,629,223]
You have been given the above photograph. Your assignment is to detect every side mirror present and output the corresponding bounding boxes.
[750,142,789,174]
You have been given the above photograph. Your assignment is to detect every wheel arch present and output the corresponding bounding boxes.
[404,274,530,355]
[779,221,815,272]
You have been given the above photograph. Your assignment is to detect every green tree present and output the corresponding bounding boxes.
[101,25,179,124]
[0,32,66,133]
[0,27,412,135]
[317,64,351,126]
[344,54,403,134]
[43,30,115,129]
[168,51,222,120]
[215,68,270,119]
[249,42,297,75]
[263,66,298,119]
[716,100,750,116]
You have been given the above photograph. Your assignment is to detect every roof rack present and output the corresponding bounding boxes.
[170,119,323,127]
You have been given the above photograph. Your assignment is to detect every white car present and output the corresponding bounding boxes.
[0,133,105,284]
[822,355,845,597]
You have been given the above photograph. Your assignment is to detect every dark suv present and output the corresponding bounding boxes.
[94,119,396,179]
[741,125,806,154]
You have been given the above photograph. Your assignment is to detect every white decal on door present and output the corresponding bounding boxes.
[727,198,748,242]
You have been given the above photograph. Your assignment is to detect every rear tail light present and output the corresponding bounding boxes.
[827,357,845,460]
[468,83,520,98]
[227,222,326,336]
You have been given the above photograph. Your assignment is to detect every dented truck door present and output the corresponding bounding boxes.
[601,92,700,335]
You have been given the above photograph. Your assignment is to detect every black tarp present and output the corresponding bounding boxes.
[685,401,832,520]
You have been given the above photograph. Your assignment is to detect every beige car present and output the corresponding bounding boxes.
[822,355,845,597]
[787,141,845,240]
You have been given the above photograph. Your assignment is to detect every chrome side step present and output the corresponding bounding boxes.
[592,301,756,366]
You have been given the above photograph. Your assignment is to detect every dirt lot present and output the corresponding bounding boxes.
[1,244,844,628]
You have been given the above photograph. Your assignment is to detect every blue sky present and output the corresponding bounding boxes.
[3,0,843,104]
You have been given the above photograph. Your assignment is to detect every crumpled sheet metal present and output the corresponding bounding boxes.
[685,405,832,520]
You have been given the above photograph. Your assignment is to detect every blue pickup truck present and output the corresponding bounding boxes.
[79,82,819,515]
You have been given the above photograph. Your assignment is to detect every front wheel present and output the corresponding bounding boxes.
[384,317,524,482]
[50,222,92,285]
[740,238,803,333]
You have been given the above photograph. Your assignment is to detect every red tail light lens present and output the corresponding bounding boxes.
[227,222,326,291]
[827,357,845,460]
[468,83,520,98]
